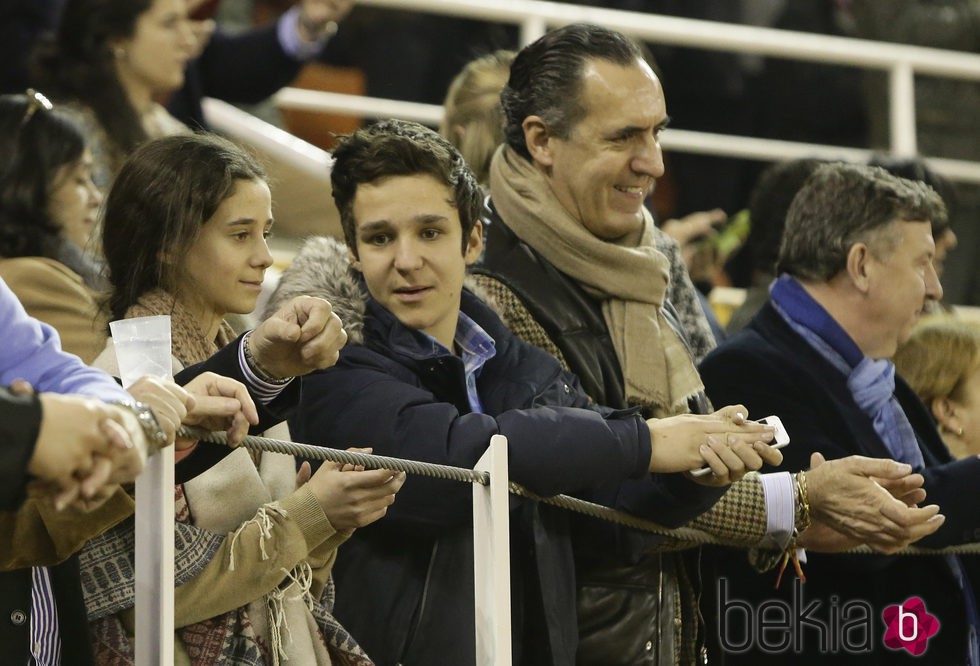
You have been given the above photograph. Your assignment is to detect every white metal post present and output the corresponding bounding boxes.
[134,447,174,665]
[112,316,175,666]
[889,61,918,157]
[472,434,512,665]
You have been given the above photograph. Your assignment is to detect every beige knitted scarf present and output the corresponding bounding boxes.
[127,288,236,363]
[489,145,702,416]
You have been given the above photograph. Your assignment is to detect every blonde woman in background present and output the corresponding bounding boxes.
[895,315,980,459]
[440,49,515,187]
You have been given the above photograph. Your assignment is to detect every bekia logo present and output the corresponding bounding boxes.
[717,579,942,657]
[882,597,940,656]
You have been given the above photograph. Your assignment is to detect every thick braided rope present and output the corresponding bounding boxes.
[187,427,489,485]
[178,426,980,556]
[506,482,709,543]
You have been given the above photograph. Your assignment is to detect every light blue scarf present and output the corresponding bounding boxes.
[769,275,923,468]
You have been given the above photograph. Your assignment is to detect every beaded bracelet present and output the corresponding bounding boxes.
[773,471,813,589]
[242,331,291,385]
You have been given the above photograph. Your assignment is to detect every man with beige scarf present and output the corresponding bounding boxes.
[473,22,946,665]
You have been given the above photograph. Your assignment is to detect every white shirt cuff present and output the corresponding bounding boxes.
[760,471,796,549]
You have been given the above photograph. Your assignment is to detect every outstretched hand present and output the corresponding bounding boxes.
[127,375,192,446]
[298,447,407,531]
[802,452,944,554]
[180,371,259,448]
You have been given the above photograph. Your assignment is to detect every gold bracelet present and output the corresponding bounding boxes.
[794,470,811,533]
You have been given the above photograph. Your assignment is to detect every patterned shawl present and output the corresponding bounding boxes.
[82,289,371,665]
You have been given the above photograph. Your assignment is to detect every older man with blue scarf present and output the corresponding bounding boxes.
[700,162,980,666]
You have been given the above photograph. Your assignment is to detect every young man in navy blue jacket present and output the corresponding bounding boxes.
[272,119,784,666]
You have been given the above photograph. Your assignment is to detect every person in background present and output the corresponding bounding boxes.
[30,0,351,189]
[88,131,399,665]
[725,158,828,334]
[0,90,108,362]
[3,0,353,131]
[700,163,979,665]
[895,315,980,459]
[32,0,197,189]
[170,0,354,129]
[440,49,515,188]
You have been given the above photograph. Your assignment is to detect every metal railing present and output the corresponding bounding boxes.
[271,0,980,184]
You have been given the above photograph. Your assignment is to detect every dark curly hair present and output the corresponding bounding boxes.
[330,119,483,257]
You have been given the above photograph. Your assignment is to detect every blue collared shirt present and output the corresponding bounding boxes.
[424,312,496,414]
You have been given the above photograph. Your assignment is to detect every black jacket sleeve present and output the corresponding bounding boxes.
[0,387,42,510]
[289,352,659,531]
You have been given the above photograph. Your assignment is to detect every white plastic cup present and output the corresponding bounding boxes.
[109,315,173,388]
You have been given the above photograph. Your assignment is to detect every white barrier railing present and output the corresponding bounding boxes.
[131,422,980,664]
[131,425,515,664]
[472,435,513,665]
[270,0,980,184]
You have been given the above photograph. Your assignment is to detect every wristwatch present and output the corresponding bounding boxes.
[117,401,169,455]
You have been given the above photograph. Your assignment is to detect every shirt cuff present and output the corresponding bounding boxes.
[760,471,795,549]
[237,336,293,405]
[277,5,331,61]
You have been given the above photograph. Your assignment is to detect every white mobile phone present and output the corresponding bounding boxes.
[689,414,790,477]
